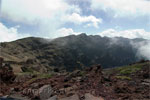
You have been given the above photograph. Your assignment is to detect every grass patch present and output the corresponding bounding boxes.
[16,71,40,76]
[103,62,150,79]
[17,71,52,85]
[21,67,34,73]
[27,74,52,84]
[116,63,148,75]
[115,76,131,80]
[25,73,52,84]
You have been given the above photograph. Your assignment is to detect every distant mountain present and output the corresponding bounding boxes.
[0,33,148,71]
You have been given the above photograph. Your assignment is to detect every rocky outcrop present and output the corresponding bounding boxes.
[0,63,15,83]
[1,61,149,100]
[87,64,104,83]
[0,58,16,96]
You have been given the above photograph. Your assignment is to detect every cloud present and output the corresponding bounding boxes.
[0,0,1,14]
[64,13,102,28]
[91,0,150,17]
[53,28,81,38]
[1,0,80,37]
[137,41,150,60]
[99,28,150,60]
[131,40,150,60]
[98,29,150,39]
[2,0,72,22]
[0,22,30,42]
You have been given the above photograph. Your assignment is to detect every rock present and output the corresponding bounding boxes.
[84,93,104,100]
[141,79,150,86]
[38,85,53,100]
[0,57,4,67]
[21,66,28,72]
[72,77,82,82]
[8,94,30,100]
[143,70,150,79]
[0,65,15,83]
[60,94,80,100]
[114,81,134,94]
[23,85,53,100]
[26,59,35,64]
[141,82,150,86]
[87,64,104,83]
[53,68,59,72]
[65,87,73,92]
[30,83,40,89]
[14,74,32,83]
[47,95,58,100]
[143,79,150,83]
[63,84,71,88]
[1,95,9,98]
[0,93,3,97]
[67,70,81,79]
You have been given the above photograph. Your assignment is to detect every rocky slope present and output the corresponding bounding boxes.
[0,34,148,72]
[0,60,150,100]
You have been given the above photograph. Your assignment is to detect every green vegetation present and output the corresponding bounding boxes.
[17,71,52,84]
[116,62,149,75]
[115,76,131,80]
[103,61,150,80]
[26,73,52,84]
[21,67,34,73]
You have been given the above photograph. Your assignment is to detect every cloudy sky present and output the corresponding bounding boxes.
[0,0,150,42]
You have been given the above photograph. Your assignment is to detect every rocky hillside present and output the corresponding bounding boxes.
[0,60,149,100]
[0,34,148,71]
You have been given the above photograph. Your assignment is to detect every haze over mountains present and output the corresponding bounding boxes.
[1,33,149,71]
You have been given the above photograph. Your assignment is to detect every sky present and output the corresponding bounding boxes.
[0,0,150,42]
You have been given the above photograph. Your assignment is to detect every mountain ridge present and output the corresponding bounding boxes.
[0,34,148,72]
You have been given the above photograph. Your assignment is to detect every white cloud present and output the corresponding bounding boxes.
[1,0,81,36]
[131,40,150,60]
[64,13,102,28]
[53,28,80,38]
[99,28,150,60]
[99,29,150,39]
[2,0,71,22]
[137,42,150,60]
[0,22,30,42]
[91,0,150,17]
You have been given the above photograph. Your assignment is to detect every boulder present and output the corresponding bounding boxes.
[84,93,104,100]
[38,85,53,100]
